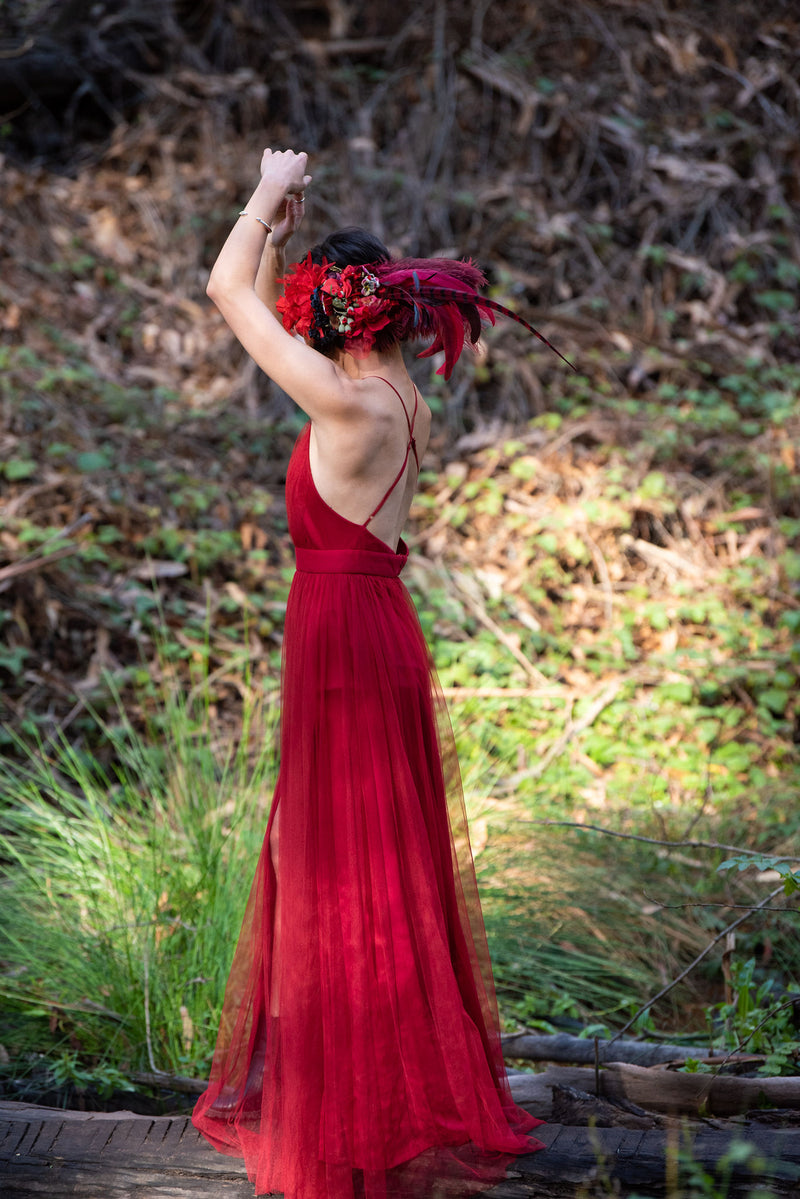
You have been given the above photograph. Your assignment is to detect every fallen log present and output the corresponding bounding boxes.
[510,1063,800,1118]
[501,1031,710,1067]
[130,1070,205,1095]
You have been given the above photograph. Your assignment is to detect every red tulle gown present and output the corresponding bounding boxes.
[192,379,544,1198]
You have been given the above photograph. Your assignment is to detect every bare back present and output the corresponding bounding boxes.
[308,373,431,551]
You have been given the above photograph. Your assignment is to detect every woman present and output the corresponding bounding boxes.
[192,148,547,1199]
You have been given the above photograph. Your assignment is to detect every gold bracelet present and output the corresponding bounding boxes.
[238,211,273,233]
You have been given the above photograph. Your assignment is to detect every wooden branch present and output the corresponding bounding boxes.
[131,1071,206,1095]
[458,60,562,139]
[0,38,34,60]
[551,1082,657,1129]
[447,567,550,686]
[641,892,796,913]
[510,1062,800,1118]
[530,820,800,862]
[622,534,706,579]
[301,37,392,61]
[0,544,81,590]
[4,1100,799,1197]
[0,514,93,590]
[583,530,614,623]
[0,989,125,1023]
[609,1060,800,1118]
[507,679,622,784]
[501,1031,711,1067]
[440,686,564,699]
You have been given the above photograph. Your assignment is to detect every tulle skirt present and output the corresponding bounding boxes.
[192,563,543,1198]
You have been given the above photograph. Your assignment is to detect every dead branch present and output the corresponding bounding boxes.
[0,544,82,590]
[131,1070,206,1094]
[610,886,786,1043]
[447,567,550,686]
[529,821,800,863]
[505,680,623,784]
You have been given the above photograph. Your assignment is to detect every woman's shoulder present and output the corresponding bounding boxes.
[316,369,423,426]
[356,371,429,419]
[313,373,428,472]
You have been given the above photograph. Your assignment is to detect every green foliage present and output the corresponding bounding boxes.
[479,878,659,1026]
[682,956,800,1078]
[49,1051,137,1099]
[1,458,37,480]
[1,296,798,1098]
[718,854,800,897]
[715,958,798,1067]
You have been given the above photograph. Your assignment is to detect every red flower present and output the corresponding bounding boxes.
[276,254,329,339]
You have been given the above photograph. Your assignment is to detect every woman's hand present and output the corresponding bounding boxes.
[270,195,305,249]
[259,148,312,197]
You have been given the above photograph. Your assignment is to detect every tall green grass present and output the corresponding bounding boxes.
[0,675,277,1082]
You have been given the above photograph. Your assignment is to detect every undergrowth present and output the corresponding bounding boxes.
[0,643,797,1098]
[1,343,799,1096]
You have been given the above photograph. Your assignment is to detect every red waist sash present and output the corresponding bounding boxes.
[295,544,408,578]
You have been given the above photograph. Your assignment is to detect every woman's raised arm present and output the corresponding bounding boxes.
[206,150,355,422]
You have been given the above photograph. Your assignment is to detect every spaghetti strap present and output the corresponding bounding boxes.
[362,377,419,527]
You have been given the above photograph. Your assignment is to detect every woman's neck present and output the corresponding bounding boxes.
[333,342,404,379]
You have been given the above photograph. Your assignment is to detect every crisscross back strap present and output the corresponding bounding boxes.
[363,378,419,527]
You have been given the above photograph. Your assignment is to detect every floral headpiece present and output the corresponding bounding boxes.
[276,255,397,357]
[276,253,572,379]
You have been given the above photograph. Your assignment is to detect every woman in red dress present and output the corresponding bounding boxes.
[192,148,547,1199]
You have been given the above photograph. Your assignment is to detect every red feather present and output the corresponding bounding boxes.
[375,262,574,378]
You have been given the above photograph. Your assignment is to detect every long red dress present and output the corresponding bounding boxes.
[192,380,544,1198]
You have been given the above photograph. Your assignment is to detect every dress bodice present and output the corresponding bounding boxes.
[286,423,410,576]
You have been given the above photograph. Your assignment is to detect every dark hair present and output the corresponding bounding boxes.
[309,226,391,270]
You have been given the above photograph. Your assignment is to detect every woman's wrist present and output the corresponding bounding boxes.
[241,177,285,228]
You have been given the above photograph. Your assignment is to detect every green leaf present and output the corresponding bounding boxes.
[755,290,795,313]
[658,681,693,704]
[76,450,113,472]
[759,688,789,715]
[3,458,37,480]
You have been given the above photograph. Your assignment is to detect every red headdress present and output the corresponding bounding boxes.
[276,253,573,380]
